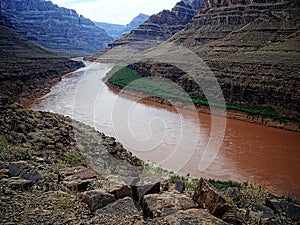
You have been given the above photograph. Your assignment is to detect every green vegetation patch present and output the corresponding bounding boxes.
[65,152,87,167]
[58,71,66,76]
[208,179,242,189]
[108,66,141,89]
[108,66,299,121]
[108,66,195,104]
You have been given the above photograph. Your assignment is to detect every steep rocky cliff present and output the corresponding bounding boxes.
[0,24,83,104]
[170,0,300,118]
[122,0,300,121]
[0,0,112,56]
[88,0,202,61]
[116,0,200,43]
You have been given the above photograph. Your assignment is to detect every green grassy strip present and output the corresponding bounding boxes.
[208,179,242,189]
[108,67,299,122]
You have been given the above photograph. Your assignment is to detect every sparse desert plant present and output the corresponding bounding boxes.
[58,195,72,210]
[65,152,87,167]
[239,181,271,208]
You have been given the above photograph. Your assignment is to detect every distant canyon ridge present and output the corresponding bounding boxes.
[94,14,150,40]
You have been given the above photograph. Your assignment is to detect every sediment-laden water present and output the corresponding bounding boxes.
[32,62,300,199]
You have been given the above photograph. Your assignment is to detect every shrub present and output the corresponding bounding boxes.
[65,152,86,167]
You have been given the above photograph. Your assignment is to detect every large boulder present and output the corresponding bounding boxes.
[142,191,198,218]
[131,177,160,203]
[102,175,132,199]
[95,197,140,217]
[80,189,116,212]
[8,161,42,184]
[60,166,98,192]
[193,178,232,218]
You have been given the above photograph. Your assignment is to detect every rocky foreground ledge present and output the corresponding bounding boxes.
[0,98,299,225]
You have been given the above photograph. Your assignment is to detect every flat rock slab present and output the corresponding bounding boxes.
[62,179,91,192]
[96,197,140,216]
[60,166,97,180]
[142,191,198,218]
[163,208,229,225]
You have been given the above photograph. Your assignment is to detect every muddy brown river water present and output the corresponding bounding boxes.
[32,62,300,199]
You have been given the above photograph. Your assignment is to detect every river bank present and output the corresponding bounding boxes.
[105,82,300,132]
[1,98,300,224]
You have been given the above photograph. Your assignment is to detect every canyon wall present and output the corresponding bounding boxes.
[0,0,112,56]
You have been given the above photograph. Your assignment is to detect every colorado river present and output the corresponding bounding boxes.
[32,62,300,199]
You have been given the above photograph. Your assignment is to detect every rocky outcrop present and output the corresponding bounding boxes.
[88,0,202,62]
[266,198,300,222]
[193,178,232,218]
[0,0,112,56]
[142,191,198,218]
[117,0,200,42]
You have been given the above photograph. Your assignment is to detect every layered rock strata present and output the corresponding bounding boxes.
[88,0,203,61]
[0,0,112,56]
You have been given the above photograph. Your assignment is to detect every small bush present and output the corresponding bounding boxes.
[65,152,86,167]
[58,195,71,210]
[239,182,271,207]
